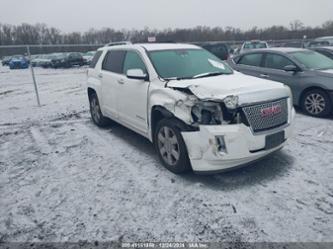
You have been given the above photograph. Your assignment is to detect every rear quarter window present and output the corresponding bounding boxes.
[102,50,126,73]
[89,51,103,68]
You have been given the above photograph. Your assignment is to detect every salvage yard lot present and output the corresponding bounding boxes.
[0,66,332,242]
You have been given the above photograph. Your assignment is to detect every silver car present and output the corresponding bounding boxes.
[228,48,333,117]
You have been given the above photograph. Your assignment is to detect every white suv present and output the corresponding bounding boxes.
[87,43,295,174]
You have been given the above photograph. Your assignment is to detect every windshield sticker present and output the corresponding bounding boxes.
[208,59,225,70]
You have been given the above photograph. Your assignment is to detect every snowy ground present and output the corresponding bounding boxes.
[0,66,332,243]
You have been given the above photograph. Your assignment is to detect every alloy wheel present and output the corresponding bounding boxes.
[304,93,326,115]
[91,97,101,122]
[157,126,180,166]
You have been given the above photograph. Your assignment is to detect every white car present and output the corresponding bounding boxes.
[239,40,269,54]
[87,43,295,174]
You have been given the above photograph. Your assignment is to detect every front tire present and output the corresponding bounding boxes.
[154,118,191,174]
[301,89,332,117]
[89,93,109,127]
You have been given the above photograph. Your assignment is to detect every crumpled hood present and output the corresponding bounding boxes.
[167,72,291,105]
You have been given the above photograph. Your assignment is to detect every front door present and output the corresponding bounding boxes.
[260,53,303,98]
[234,53,265,77]
[116,50,150,134]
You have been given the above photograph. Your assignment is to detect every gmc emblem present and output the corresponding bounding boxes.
[261,105,282,117]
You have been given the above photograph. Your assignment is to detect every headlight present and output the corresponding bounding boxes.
[223,95,239,109]
[191,101,223,125]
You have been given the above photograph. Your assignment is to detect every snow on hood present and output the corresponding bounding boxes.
[167,72,291,105]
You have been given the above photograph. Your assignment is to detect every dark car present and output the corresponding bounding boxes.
[228,48,333,117]
[310,47,333,60]
[194,42,232,60]
[9,55,29,69]
[51,52,85,68]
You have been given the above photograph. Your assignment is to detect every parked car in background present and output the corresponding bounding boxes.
[87,43,294,174]
[9,55,29,69]
[31,54,49,67]
[195,42,232,60]
[82,51,96,65]
[239,40,268,54]
[279,41,304,48]
[312,36,333,46]
[30,55,41,67]
[311,47,333,60]
[228,48,333,117]
[51,52,84,68]
[39,53,63,68]
[308,40,330,48]
[1,56,13,66]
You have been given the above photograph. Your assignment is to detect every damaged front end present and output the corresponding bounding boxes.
[170,86,246,128]
[190,95,246,127]
[153,76,294,173]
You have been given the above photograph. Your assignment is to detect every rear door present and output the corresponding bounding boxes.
[233,53,265,77]
[116,50,150,134]
[100,50,126,119]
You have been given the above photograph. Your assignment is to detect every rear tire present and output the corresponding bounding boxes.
[301,89,332,117]
[89,93,110,127]
[154,118,191,174]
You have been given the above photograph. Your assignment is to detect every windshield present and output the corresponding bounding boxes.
[289,50,333,70]
[244,42,267,49]
[148,49,233,79]
[86,51,95,56]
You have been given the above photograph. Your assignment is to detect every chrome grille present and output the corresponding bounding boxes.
[242,98,288,133]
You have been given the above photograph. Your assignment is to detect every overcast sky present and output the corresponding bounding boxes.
[1,0,332,32]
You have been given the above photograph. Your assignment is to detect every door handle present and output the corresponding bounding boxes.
[117,79,125,84]
[98,73,103,79]
[260,74,269,78]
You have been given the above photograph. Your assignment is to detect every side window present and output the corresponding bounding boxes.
[238,53,263,67]
[102,50,126,74]
[89,51,102,68]
[123,51,147,74]
[264,53,294,70]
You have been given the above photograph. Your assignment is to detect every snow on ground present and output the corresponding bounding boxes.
[0,65,332,243]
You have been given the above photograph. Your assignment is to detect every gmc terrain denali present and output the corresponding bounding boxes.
[87,43,295,174]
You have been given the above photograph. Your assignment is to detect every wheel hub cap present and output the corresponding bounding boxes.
[157,127,180,166]
[305,93,325,115]
[91,98,101,121]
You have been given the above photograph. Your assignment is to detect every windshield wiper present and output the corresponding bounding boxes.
[193,71,225,79]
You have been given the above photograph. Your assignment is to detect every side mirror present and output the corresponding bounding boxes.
[126,69,148,81]
[283,65,299,72]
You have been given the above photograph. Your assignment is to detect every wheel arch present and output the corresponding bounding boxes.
[150,105,198,141]
[299,86,331,106]
[87,87,97,101]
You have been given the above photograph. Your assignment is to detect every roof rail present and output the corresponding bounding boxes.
[104,41,132,47]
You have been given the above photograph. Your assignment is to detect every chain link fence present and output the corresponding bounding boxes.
[0,44,105,106]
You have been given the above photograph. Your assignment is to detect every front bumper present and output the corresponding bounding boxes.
[181,108,295,173]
